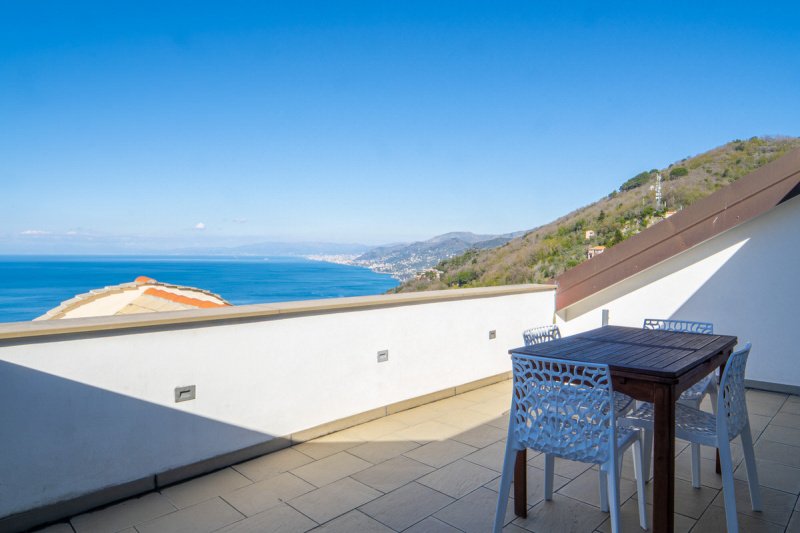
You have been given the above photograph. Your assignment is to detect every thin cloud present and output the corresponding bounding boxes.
[194,222,206,230]
[232,218,248,224]
[20,229,50,235]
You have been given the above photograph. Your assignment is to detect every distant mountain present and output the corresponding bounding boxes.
[394,135,800,292]
[173,241,371,257]
[353,231,524,280]
[232,241,369,256]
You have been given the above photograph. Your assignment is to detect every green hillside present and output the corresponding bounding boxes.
[394,136,800,293]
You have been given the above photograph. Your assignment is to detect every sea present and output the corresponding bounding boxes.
[0,255,399,323]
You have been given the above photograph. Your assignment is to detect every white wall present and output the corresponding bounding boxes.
[0,288,554,519]
[557,195,800,388]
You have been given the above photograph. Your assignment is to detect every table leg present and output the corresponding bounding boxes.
[716,360,727,474]
[653,384,676,532]
[514,449,527,517]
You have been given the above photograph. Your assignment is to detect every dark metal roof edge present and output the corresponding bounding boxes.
[555,147,800,311]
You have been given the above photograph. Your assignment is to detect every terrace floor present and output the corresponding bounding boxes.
[38,381,800,533]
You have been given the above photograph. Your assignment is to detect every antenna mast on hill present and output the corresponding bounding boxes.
[655,173,663,210]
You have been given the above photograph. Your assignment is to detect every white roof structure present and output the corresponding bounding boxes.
[36,276,230,320]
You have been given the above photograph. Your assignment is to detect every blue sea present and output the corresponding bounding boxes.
[0,256,399,323]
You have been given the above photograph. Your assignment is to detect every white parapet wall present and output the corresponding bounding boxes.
[557,194,800,391]
[0,284,555,523]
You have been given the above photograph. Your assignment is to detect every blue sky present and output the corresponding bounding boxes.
[2,1,799,251]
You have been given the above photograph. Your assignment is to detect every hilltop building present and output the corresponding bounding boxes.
[35,276,230,320]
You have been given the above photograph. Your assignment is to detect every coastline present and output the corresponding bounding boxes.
[303,254,407,282]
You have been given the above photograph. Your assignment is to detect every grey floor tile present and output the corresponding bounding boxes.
[700,441,743,466]
[528,454,593,480]
[749,413,773,439]
[691,503,784,532]
[345,417,409,441]
[310,510,393,532]
[32,524,74,533]
[293,433,364,461]
[351,455,434,493]
[403,439,477,468]
[788,511,800,533]
[771,412,800,429]
[463,440,507,472]
[417,459,499,499]
[405,516,462,533]
[486,415,510,431]
[393,420,465,443]
[746,393,786,417]
[644,476,718,519]
[135,497,243,533]
[710,478,796,526]
[359,482,453,531]
[502,524,531,533]
[214,503,317,533]
[761,424,800,447]
[484,466,570,507]
[436,406,498,431]
[347,439,420,465]
[161,468,253,509]
[450,423,506,449]
[780,399,800,415]
[233,448,314,482]
[755,439,800,468]
[288,477,381,524]
[512,493,607,532]
[71,493,176,532]
[675,448,723,489]
[221,472,315,517]
[557,468,638,510]
[734,459,800,494]
[435,486,515,532]
[595,498,695,533]
[290,451,372,487]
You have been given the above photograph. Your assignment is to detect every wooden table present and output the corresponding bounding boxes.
[509,325,737,533]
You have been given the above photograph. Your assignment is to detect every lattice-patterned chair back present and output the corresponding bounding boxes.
[511,353,615,464]
[717,343,751,441]
[522,324,562,346]
[642,318,713,334]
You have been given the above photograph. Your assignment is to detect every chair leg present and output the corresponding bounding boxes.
[632,438,648,530]
[599,468,609,512]
[608,460,622,533]
[709,386,718,416]
[544,453,555,501]
[739,421,762,511]
[718,439,739,533]
[641,429,653,484]
[691,443,702,488]
[493,438,519,533]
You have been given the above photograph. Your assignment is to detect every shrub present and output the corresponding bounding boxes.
[619,171,652,192]
[669,167,689,178]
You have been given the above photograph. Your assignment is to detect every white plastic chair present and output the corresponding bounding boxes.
[620,343,761,532]
[642,318,717,486]
[522,324,562,346]
[523,325,634,415]
[493,354,648,533]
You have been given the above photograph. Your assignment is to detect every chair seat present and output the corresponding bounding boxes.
[619,402,720,447]
[679,374,715,404]
[524,422,640,464]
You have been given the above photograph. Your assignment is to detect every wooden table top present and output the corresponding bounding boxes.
[509,325,737,380]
